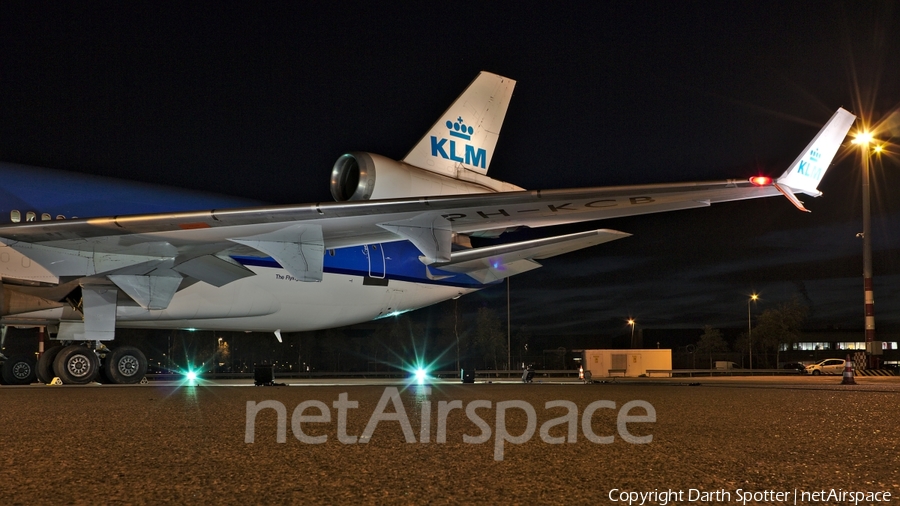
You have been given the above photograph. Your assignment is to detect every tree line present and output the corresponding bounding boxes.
[694,296,808,368]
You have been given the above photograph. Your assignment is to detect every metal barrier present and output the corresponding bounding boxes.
[145,369,582,381]
[646,369,808,378]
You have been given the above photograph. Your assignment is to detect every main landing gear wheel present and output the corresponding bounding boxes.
[103,346,148,384]
[1,355,37,385]
[37,346,64,384]
[53,345,100,384]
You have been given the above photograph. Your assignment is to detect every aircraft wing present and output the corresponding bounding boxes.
[0,108,855,294]
[0,179,800,286]
[0,178,776,245]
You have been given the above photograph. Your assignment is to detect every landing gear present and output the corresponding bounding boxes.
[2,321,151,385]
[53,345,101,384]
[102,346,147,384]
[1,355,37,385]
[37,346,64,384]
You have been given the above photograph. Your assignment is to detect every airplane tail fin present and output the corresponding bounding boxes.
[402,72,516,177]
[775,108,856,209]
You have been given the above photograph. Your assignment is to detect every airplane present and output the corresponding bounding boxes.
[0,71,855,385]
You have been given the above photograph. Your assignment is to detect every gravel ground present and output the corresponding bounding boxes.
[1,378,898,504]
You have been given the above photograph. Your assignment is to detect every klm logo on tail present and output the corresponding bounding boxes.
[430,117,487,168]
[796,148,823,180]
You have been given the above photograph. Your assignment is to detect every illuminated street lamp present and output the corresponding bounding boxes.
[852,130,879,368]
[628,319,636,348]
[748,294,758,369]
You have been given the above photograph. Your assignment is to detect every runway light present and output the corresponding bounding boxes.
[749,176,772,186]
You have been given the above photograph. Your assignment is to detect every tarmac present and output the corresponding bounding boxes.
[1,375,899,504]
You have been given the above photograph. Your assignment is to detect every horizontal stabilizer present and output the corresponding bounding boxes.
[427,228,630,283]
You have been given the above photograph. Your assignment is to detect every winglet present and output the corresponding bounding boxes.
[402,72,516,177]
[776,108,856,197]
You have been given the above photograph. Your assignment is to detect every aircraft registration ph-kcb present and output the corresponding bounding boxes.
[0,72,855,385]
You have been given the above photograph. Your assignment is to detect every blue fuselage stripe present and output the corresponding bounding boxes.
[0,163,491,289]
[232,241,491,289]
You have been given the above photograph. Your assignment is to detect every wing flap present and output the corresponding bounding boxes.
[173,254,255,287]
[444,259,542,284]
[108,274,182,310]
[428,228,630,282]
[378,213,452,263]
[229,224,324,282]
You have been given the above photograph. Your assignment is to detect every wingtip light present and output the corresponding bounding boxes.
[749,176,772,186]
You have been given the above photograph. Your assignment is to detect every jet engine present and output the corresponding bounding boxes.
[330,152,514,201]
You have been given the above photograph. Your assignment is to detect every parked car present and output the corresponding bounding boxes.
[805,358,846,375]
[782,362,806,373]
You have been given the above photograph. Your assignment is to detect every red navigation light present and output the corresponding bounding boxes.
[749,176,772,186]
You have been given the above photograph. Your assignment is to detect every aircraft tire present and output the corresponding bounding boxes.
[1,355,38,385]
[103,346,148,384]
[37,346,64,384]
[53,345,100,384]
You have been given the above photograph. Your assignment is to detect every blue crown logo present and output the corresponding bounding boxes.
[809,148,821,162]
[446,117,474,140]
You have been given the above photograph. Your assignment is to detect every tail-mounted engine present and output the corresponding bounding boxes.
[330,152,516,202]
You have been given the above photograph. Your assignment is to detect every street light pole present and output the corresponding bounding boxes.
[748,294,758,369]
[854,131,877,369]
[507,277,511,376]
[862,144,876,368]
[628,319,635,348]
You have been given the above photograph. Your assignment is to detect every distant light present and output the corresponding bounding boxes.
[750,293,759,301]
[627,319,635,326]
[874,145,884,153]
[186,371,197,381]
[749,176,772,186]
[852,131,873,145]
[415,368,427,382]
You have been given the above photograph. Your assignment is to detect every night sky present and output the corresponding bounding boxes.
[2,2,900,336]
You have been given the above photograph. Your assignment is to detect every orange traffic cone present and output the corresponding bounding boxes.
[841,354,856,385]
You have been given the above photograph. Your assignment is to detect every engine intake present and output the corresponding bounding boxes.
[330,152,377,201]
